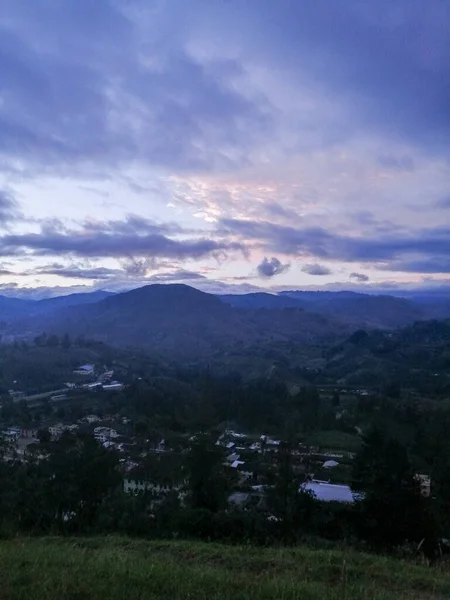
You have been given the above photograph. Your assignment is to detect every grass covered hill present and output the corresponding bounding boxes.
[1,537,450,600]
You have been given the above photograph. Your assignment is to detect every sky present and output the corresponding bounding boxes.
[0,0,450,297]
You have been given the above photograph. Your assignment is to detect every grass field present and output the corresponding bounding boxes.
[306,430,362,453]
[0,537,449,599]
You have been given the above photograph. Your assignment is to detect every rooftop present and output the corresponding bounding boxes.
[302,481,357,503]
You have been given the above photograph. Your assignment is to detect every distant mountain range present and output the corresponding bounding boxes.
[220,289,450,327]
[0,290,114,323]
[1,284,449,364]
[5,284,343,359]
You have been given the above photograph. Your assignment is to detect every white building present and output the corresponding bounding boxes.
[73,364,94,376]
[301,480,358,503]
[123,478,184,496]
[93,427,118,443]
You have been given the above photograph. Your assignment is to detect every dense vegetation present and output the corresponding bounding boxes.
[1,310,450,570]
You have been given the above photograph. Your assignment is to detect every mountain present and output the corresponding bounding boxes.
[221,290,430,329]
[20,284,347,360]
[219,292,303,309]
[0,295,35,323]
[35,290,115,312]
[0,290,115,323]
[319,319,450,391]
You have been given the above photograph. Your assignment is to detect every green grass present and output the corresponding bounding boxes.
[307,430,362,453]
[0,537,448,599]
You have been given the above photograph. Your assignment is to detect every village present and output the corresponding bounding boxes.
[0,358,433,516]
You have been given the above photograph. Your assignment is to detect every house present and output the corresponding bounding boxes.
[301,480,358,503]
[322,460,339,469]
[260,435,280,446]
[83,382,102,390]
[93,427,119,443]
[416,474,431,497]
[49,423,65,438]
[228,492,250,507]
[73,364,94,376]
[3,427,20,440]
[102,382,124,391]
[86,415,101,424]
[123,478,184,496]
[20,428,38,439]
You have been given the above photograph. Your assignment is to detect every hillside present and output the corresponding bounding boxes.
[225,290,433,328]
[219,292,303,309]
[0,290,115,323]
[0,537,449,600]
[321,319,450,390]
[19,284,347,360]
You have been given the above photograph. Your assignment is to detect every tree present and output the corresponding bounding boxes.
[46,334,59,347]
[331,391,340,407]
[353,427,436,552]
[37,428,51,445]
[61,333,71,350]
[267,440,316,542]
[44,432,121,531]
[186,434,229,513]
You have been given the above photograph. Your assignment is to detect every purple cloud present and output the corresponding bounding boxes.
[302,263,332,276]
[0,216,245,260]
[350,272,369,282]
[221,218,450,272]
[257,257,290,278]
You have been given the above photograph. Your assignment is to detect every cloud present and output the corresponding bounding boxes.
[0,0,449,291]
[0,190,20,226]
[147,270,207,283]
[302,263,332,276]
[380,258,450,274]
[221,218,450,271]
[350,272,369,282]
[0,1,271,177]
[257,257,290,278]
[436,196,450,209]
[0,215,245,260]
[35,264,123,280]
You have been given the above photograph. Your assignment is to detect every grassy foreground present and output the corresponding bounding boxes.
[0,537,449,600]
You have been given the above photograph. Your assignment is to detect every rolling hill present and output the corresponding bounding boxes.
[15,284,348,360]
[221,290,434,328]
[0,290,115,323]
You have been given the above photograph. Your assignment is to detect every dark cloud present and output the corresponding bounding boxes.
[0,216,245,260]
[33,262,209,282]
[209,0,450,151]
[147,270,207,283]
[0,190,20,225]
[350,272,369,282]
[257,257,290,278]
[0,0,270,176]
[436,197,450,209]
[35,264,122,280]
[0,0,446,181]
[381,258,450,274]
[301,263,332,276]
[221,218,450,273]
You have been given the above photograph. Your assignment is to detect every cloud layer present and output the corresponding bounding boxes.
[0,1,449,293]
